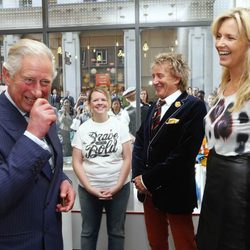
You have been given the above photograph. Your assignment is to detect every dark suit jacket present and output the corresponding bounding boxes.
[0,92,68,250]
[132,91,207,213]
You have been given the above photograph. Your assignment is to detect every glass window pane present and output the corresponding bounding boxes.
[0,1,42,30]
[0,33,43,87]
[80,30,124,94]
[48,0,135,27]
[49,32,64,96]
[140,0,215,23]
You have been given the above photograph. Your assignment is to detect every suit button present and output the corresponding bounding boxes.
[145,164,149,168]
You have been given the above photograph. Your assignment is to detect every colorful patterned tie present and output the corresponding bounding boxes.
[151,99,166,131]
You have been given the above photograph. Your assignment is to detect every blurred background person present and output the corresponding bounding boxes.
[50,88,61,111]
[123,86,149,141]
[192,87,199,97]
[76,104,91,124]
[197,90,209,111]
[74,92,87,110]
[63,90,75,108]
[207,92,217,110]
[140,88,150,106]
[72,92,91,126]
[58,98,75,156]
[123,87,137,140]
[187,86,193,95]
[72,87,132,250]
[108,96,130,129]
[70,103,91,133]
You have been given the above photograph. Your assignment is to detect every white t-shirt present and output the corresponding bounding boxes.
[72,117,131,188]
[205,93,250,156]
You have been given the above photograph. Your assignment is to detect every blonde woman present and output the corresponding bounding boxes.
[197,8,250,250]
[72,87,132,250]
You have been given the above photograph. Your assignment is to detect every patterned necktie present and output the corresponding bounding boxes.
[44,136,55,173]
[24,112,29,122]
[151,99,166,131]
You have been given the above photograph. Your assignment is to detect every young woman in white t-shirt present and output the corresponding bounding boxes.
[72,87,132,250]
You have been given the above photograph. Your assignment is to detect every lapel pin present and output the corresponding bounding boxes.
[175,101,181,108]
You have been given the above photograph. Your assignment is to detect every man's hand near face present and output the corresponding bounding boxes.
[26,98,57,139]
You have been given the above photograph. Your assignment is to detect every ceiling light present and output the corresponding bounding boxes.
[143,41,149,52]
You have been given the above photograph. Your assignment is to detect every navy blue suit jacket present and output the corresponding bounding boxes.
[132,91,207,213]
[0,92,68,250]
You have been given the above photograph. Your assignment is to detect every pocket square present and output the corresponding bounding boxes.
[166,118,180,124]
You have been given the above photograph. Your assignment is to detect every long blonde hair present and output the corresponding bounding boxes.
[212,7,250,111]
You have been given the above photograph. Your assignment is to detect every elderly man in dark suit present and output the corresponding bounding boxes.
[0,39,75,250]
[132,52,206,250]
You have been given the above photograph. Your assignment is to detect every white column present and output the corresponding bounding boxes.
[188,27,213,95]
[124,30,136,89]
[62,32,81,101]
[3,35,20,60]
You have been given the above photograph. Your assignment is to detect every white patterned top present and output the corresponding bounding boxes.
[205,93,250,156]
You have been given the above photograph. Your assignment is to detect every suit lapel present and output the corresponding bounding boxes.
[148,103,156,129]
[45,125,63,203]
[46,124,63,177]
[0,93,28,140]
[0,93,61,182]
[160,91,188,126]
[149,91,188,141]
[0,93,62,205]
[47,127,61,159]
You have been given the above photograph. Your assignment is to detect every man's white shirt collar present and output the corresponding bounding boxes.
[5,88,26,116]
[160,90,182,119]
[161,90,182,106]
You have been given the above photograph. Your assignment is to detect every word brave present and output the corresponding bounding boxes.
[86,132,118,158]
